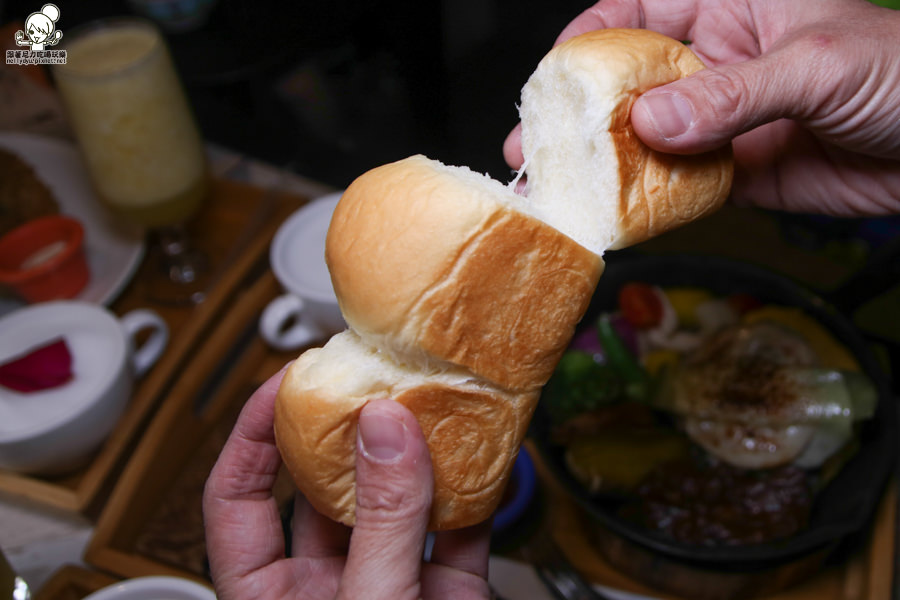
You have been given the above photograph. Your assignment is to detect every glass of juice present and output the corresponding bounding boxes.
[54,18,209,303]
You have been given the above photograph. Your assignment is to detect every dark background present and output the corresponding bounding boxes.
[2,0,591,187]
[5,0,900,295]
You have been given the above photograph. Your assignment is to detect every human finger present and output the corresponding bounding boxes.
[555,0,702,45]
[626,0,900,156]
[337,399,434,600]
[502,123,524,171]
[203,365,290,585]
[429,519,492,578]
[630,25,853,155]
[291,493,352,559]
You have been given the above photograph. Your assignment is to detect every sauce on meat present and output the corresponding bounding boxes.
[620,457,814,546]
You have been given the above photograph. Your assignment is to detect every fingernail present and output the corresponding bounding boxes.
[359,409,407,462]
[640,92,693,139]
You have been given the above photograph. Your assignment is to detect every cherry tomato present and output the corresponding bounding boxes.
[618,282,663,329]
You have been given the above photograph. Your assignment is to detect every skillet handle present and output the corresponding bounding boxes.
[826,237,900,392]
[827,235,900,315]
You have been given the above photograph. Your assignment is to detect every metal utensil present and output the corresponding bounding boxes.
[519,526,612,600]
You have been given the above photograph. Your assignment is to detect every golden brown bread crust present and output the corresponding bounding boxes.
[275,375,363,526]
[280,154,601,530]
[601,31,733,248]
[274,331,540,530]
[327,156,605,391]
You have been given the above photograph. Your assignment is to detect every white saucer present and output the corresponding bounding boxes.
[270,191,342,302]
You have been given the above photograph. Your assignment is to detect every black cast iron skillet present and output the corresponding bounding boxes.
[531,253,898,570]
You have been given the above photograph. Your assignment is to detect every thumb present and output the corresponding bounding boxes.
[631,37,828,154]
[338,398,434,600]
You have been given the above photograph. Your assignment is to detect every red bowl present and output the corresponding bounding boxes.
[0,215,89,303]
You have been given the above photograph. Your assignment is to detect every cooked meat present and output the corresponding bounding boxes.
[0,148,59,237]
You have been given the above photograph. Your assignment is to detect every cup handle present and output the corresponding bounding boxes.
[259,293,326,351]
[119,309,169,378]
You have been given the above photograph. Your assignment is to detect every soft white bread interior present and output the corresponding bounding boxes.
[518,29,733,251]
[275,29,734,531]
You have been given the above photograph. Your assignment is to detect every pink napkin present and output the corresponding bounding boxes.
[0,338,73,393]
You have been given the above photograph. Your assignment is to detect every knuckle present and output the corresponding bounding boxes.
[789,28,845,79]
[777,27,848,113]
[790,27,842,57]
[355,476,430,522]
[693,68,753,125]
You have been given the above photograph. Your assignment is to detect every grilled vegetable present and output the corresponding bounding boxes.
[618,282,663,329]
[542,351,625,425]
[565,428,690,494]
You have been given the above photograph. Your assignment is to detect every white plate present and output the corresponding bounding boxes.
[84,576,216,600]
[487,556,656,600]
[0,132,145,315]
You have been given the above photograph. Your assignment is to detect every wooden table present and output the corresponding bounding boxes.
[0,145,332,592]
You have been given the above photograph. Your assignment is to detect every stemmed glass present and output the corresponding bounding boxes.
[53,17,209,304]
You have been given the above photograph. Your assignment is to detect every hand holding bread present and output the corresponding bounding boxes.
[274,29,733,530]
[515,0,900,216]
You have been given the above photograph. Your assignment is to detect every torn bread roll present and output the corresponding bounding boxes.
[327,155,604,392]
[518,28,733,252]
[275,29,733,530]
[277,157,600,530]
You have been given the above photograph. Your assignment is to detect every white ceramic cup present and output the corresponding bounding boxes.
[260,192,345,351]
[0,300,168,474]
[84,575,215,600]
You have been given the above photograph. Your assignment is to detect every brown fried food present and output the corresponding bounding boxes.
[0,148,59,237]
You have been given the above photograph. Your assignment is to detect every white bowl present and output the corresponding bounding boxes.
[0,301,167,474]
[84,575,215,600]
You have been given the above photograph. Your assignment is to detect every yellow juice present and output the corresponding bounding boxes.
[55,21,207,227]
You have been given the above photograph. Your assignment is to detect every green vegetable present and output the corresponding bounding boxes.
[542,316,658,425]
[542,351,624,424]
[596,314,649,387]
[793,416,854,470]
